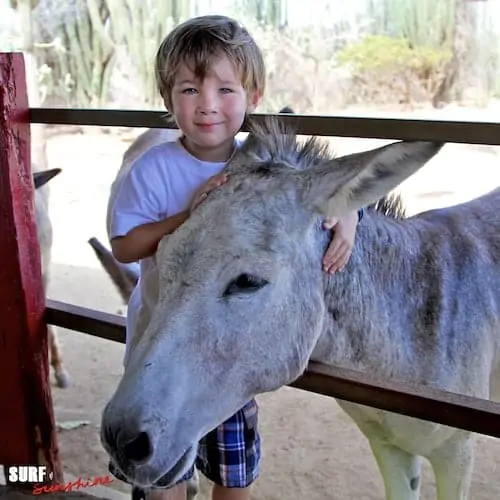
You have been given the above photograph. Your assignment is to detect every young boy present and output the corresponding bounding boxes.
[107,14,361,500]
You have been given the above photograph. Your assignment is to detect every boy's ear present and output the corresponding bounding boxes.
[247,90,262,112]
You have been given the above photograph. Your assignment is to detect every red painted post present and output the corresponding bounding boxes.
[0,52,62,484]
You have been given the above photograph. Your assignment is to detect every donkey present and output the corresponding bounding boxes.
[97,107,299,500]
[100,116,500,499]
[33,167,70,389]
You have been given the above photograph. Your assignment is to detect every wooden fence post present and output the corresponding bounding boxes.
[0,52,62,485]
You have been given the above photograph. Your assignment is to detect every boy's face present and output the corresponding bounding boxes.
[169,55,261,161]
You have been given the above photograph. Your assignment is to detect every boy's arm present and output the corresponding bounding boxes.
[111,210,189,263]
[322,209,363,274]
[111,172,228,264]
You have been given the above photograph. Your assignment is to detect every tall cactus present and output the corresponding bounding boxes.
[55,0,114,107]
[269,0,286,30]
[106,0,179,108]
[171,0,192,24]
[368,0,456,50]
[28,0,115,107]
[232,0,286,29]
[10,0,38,50]
[9,0,50,173]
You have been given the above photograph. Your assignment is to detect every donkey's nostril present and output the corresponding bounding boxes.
[123,431,152,463]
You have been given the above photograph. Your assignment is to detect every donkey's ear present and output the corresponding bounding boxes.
[238,117,271,162]
[33,168,62,189]
[238,133,266,161]
[299,141,444,218]
[235,112,296,166]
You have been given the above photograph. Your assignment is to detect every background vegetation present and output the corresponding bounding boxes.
[2,0,499,113]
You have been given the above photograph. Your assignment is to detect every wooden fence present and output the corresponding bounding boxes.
[2,51,500,486]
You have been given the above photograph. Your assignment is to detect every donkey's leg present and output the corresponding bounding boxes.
[427,432,474,500]
[48,325,70,388]
[368,438,422,500]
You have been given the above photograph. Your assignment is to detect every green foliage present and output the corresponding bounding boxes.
[338,35,450,73]
[337,35,452,105]
[7,0,499,110]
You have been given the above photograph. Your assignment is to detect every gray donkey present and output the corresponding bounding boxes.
[100,116,499,500]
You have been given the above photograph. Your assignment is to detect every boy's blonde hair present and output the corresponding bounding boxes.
[155,15,266,111]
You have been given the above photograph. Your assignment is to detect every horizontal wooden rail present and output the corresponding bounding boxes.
[46,298,500,439]
[46,299,125,344]
[38,107,500,441]
[30,107,500,145]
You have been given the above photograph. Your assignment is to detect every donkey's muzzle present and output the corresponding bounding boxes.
[101,414,154,466]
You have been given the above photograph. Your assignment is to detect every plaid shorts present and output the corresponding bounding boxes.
[109,399,261,490]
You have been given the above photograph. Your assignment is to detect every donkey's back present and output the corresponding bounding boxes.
[334,187,500,500]
[406,187,500,399]
[414,186,500,239]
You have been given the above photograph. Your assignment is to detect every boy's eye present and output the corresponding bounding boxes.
[220,88,233,94]
[182,88,197,95]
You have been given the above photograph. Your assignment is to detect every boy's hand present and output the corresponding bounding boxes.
[190,173,228,213]
[322,211,359,274]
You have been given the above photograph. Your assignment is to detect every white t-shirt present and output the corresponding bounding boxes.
[108,137,239,365]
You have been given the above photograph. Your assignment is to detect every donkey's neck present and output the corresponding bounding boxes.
[311,210,434,379]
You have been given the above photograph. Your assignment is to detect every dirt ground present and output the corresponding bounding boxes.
[41,104,500,500]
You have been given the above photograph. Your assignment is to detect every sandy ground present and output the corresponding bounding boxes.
[39,107,500,499]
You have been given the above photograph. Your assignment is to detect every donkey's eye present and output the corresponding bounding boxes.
[223,274,268,297]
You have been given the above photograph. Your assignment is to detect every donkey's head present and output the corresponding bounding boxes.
[101,118,443,487]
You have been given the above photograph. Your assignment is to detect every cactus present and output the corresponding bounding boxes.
[367,0,456,51]
[28,0,114,107]
[58,0,114,107]
[235,0,285,29]
[106,0,179,108]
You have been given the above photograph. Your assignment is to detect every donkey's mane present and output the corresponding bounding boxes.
[369,194,407,219]
[240,116,406,220]
[241,116,333,171]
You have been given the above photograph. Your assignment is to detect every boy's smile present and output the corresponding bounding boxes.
[195,122,222,130]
